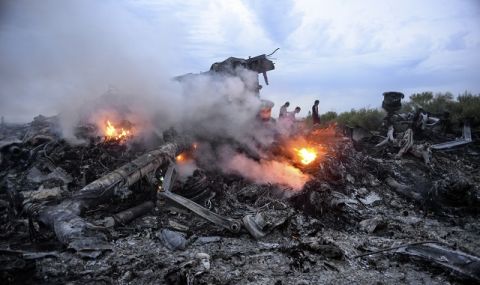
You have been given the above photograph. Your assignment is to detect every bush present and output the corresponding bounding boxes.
[402,91,480,126]
[335,108,385,131]
[320,111,338,123]
[401,92,454,113]
[453,92,480,125]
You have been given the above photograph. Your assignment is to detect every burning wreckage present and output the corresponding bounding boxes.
[1,52,479,284]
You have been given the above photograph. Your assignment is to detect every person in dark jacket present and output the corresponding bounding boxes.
[312,100,320,125]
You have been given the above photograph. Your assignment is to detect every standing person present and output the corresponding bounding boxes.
[279,101,290,118]
[312,100,320,125]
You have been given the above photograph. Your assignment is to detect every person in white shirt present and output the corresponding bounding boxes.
[279,101,290,118]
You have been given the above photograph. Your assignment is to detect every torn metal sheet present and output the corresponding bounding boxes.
[32,143,179,257]
[396,243,480,282]
[160,163,242,233]
[161,190,242,233]
[431,123,473,150]
[157,229,186,251]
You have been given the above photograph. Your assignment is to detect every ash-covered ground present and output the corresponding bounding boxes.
[1,115,479,285]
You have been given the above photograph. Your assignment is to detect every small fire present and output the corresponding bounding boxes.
[176,153,185,162]
[175,143,198,164]
[295,147,317,165]
[105,120,131,141]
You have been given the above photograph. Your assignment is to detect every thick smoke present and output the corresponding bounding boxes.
[0,0,308,190]
[0,0,180,127]
[0,0,264,139]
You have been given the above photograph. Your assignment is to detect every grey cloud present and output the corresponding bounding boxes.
[243,0,301,45]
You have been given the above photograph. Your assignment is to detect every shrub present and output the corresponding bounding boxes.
[335,108,385,131]
[402,91,480,126]
[453,92,480,125]
[320,111,338,123]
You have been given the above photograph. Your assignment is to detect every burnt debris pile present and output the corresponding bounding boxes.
[1,107,479,285]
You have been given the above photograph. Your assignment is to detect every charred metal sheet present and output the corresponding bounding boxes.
[33,143,179,257]
[396,243,480,282]
[160,163,241,233]
[78,143,178,200]
[162,190,242,233]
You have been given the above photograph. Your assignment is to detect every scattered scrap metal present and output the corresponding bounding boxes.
[1,90,479,283]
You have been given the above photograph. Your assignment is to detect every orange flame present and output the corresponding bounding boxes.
[295,147,317,165]
[176,153,185,162]
[175,143,198,164]
[105,120,131,141]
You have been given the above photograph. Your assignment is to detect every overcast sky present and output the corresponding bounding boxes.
[1,0,479,121]
[133,0,480,115]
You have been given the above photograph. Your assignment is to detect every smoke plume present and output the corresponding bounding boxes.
[0,0,309,190]
[222,153,310,191]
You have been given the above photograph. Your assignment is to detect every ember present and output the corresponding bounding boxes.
[175,144,198,164]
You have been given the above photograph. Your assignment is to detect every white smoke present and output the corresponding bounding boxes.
[0,0,266,141]
[0,0,180,127]
[222,153,310,190]
[0,0,310,190]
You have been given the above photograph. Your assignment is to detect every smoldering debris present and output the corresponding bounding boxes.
[1,45,480,284]
[1,107,479,284]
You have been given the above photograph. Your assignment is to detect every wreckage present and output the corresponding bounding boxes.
[1,57,479,284]
[175,48,277,93]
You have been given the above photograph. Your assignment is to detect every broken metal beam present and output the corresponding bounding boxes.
[98,201,155,228]
[160,163,242,233]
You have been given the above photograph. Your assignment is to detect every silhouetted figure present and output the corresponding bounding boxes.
[312,100,320,125]
[279,101,290,118]
[287,106,301,120]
